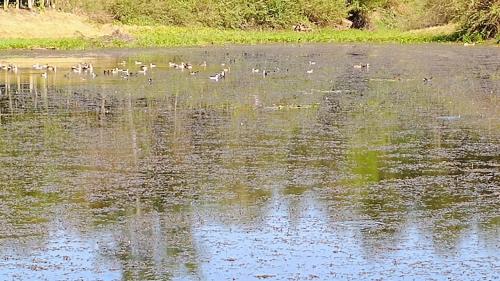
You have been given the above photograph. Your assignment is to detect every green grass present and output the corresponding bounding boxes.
[0,38,96,50]
[132,26,455,46]
[0,26,461,50]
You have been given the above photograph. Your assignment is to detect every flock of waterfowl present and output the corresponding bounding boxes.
[0,60,214,81]
[101,60,231,82]
[0,63,18,73]
[0,59,376,84]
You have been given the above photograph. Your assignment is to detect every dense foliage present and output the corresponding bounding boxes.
[52,0,499,40]
[457,0,499,40]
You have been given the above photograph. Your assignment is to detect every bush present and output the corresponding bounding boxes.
[457,0,500,40]
[107,0,194,25]
[346,1,371,29]
[422,0,461,26]
[59,0,346,29]
[54,0,499,39]
[247,0,304,28]
[300,0,347,27]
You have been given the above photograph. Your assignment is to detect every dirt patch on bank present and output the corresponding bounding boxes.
[0,9,122,39]
[408,23,457,35]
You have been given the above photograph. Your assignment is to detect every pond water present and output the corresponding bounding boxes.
[0,44,498,281]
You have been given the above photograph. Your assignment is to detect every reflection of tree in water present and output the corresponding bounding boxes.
[282,121,337,225]
[145,106,231,205]
[283,126,313,226]
[325,52,499,255]
[205,106,273,226]
[0,77,205,279]
[0,114,72,240]
[420,183,471,251]
[0,46,498,279]
[313,47,407,250]
[110,206,202,281]
[95,94,206,280]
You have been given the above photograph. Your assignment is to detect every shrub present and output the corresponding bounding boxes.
[457,0,500,40]
[101,0,348,29]
[54,0,499,39]
[299,0,347,27]
[346,1,371,29]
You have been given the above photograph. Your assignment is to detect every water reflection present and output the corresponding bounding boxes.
[0,44,498,280]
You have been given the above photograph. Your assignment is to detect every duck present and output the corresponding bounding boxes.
[209,70,226,81]
[209,74,220,81]
[134,61,143,65]
[423,76,433,83]
[8,64,18,73]
[309,61,316,65]
[47,65,56,72]
[72,64,82,73]
[82,63,93,73]
[149,63,157,68]
[121,69,130,76]
[200,61,207,67]
[168,62,177,68]
[353,63,370,69]
[41,72,48,79]
[306,69,314,74]
[436,115,461,121]
[252,68,260,73]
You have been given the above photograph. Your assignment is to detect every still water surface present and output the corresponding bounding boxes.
[0,44,498,280]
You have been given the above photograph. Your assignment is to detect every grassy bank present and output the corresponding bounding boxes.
[0,0,497,51]
[56,0,499,40]
[0,25,459,50]
[0,0,498,51]
[132,26,455,46]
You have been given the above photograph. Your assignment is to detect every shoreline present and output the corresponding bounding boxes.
[0,26,468,51]
[0,25,497,51]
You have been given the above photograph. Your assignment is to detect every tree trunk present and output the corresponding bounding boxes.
[3,0,8,10]
[15,0,18,9]
[28,0,34,10]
